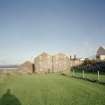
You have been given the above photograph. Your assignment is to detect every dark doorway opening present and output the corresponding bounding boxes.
[32,64,35,73]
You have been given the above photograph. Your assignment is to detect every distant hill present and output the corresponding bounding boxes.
[0,65,18,68]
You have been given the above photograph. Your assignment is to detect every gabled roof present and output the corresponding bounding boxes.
[53,53,69,58]
[21,61,32,66]
[35,52,50,59]
[97,46,105,55]
[55,53,66,56]
[41,52,49,56]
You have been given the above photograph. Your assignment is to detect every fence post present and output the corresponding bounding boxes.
[82,70,84,78]
[97,71,99,81]
[73,70,75,77]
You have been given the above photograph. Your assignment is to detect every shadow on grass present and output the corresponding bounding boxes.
[0,89,22,105]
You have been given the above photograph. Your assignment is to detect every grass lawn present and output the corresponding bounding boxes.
[70,71,105,83]
[0,73,105,105]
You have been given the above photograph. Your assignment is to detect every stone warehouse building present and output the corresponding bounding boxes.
[19,52,83,73]
[34,52,71,73]
[34,52,52,73]
[52,53,70,72]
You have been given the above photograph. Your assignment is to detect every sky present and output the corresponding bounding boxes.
[0,0,105,64]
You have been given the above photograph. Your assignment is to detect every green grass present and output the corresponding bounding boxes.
[0,73,105,105]
[70,71,105,82]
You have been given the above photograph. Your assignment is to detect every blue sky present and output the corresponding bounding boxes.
[0,0,105,64]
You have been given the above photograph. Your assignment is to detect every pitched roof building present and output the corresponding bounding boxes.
[19,52,82,74]
[96,46,105,60]
[19,61,33,73]
[52,53,70,72]
[34,52,52,73]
